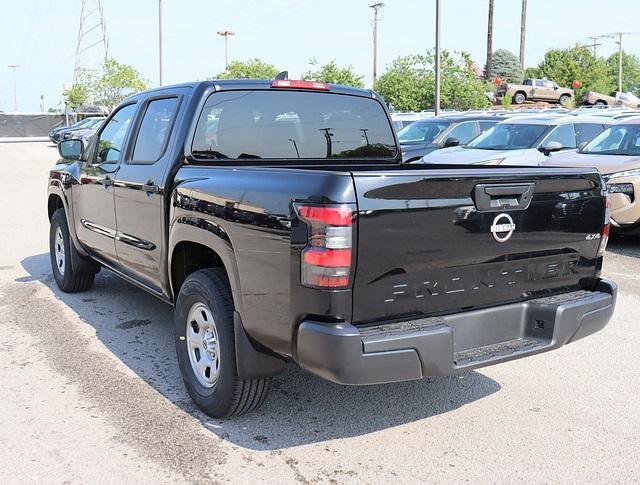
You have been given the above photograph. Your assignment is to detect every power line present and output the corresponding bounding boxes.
[369,3,384,86]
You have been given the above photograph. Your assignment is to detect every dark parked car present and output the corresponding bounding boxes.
[48,79,616,418]
[399,114,509,162]
[49,117,105,144]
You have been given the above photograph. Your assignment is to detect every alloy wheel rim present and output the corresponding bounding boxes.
[55,227,65,276]
[186,302,221,388]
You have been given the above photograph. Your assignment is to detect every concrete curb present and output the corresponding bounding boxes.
[0,137,51,143]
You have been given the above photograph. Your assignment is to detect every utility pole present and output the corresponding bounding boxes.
[8,64,19,112]
[586,35,603,56]
[519,0,527,70]
[369,3,384,86]
[217,30,236,70]
[486,0,494,79]
[615,32,626,92]
[158,0,163,86]
[434,0,441,116]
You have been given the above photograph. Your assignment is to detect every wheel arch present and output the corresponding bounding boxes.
[47,193,64,221]
[168,225,243,313]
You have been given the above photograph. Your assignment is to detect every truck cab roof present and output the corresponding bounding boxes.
[123,79,378,104]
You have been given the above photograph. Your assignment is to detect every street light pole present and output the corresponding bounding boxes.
[158,0,163,86]
[616,32,624,92]
[8,64,19,112]
[217,30,236,70]
[434,0,441,116]
[369,3,384,86]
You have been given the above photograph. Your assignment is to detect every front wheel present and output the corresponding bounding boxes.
[174,269,271,417]
[50,208,96,292]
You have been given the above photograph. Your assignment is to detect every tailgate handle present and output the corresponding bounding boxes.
[474,183,535,211]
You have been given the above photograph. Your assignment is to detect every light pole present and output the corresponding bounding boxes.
[615,33,625,92]
[217,30,235,70]
[158,0,163,86]
[369,3,384,86]
[434,0,441,116]
[8,64,19,112]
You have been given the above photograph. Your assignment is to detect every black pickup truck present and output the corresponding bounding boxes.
[48,79,617,417]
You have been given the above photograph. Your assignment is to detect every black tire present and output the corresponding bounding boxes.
[174,269,271,418]
[50,208,96,292]
[559,94,571,106]
[513,92,526,104]
[594,100,607,108]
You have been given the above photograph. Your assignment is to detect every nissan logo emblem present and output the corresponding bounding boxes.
[490,213,516,243]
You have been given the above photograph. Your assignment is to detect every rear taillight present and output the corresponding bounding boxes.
[598,194,610,257]
[295,204,355,288]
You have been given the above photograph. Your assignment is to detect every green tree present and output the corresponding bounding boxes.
[215,58,279,79]
[374,50,490,111]
[523,66,542,79]
[488,49,523,83]
[62,69,97,110]
[606,51,640,93]
[536,45,612,95]
[94,58,150,111]
[302,58,364,87]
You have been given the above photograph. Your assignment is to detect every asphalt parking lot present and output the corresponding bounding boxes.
[1,141,639,484]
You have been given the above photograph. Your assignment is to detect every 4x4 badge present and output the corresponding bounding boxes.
[490,213,516,243]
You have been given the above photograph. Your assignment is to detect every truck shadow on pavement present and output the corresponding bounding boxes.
[19,253,501,451]
[607,234,640,258]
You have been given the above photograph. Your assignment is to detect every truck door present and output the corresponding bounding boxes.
[112,92,184,294]
[74,103,138,264]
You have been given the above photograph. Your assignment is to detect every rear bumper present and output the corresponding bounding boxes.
[296,279,617,385]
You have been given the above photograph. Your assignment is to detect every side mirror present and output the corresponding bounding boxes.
[553,86,559,90]
[444,137,460,148]
[58,139,86,161]
[538,141,563,156]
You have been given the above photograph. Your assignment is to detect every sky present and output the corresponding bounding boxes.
[1,0,640,113]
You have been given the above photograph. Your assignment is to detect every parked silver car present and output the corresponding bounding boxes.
[416,115,615,166]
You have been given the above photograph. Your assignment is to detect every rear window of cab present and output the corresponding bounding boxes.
[191,90,397,161]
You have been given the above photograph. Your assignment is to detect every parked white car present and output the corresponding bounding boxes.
[416,115,615,166]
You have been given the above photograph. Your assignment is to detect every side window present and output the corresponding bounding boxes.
[446,122,477,144]
[576,123,605,146]
[96,104,137,164]
[478,121,497,134]
[544,124,576,149]
[523,79,532,86]
[131,97,179,162]
[535,80,544,87]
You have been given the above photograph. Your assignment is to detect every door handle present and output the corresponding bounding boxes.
[474,183,535,211]
[142,181,160,194]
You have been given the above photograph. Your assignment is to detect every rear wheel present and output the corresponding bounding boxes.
[559,94,571,106]
[513,92,526,104]
[594,100,607,108]
[174,269,271,417]
[49,208,96,292]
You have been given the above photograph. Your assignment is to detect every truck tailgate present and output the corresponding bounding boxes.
[351,168,605,324]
